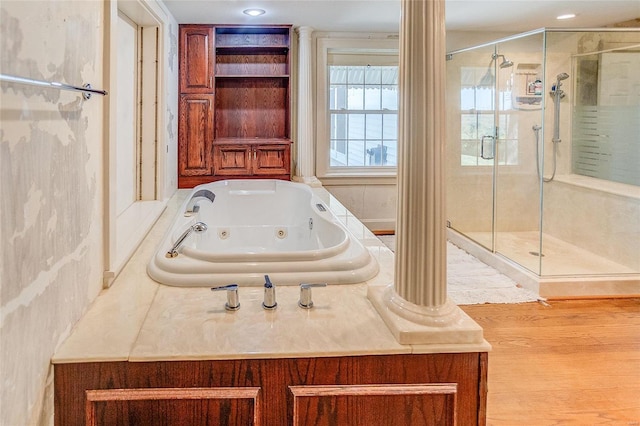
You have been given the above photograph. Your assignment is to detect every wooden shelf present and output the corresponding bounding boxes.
[215,74,290,78]
[213,138,292,145]
[215,46,289,54]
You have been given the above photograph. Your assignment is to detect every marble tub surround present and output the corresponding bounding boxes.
[129,284,410,361]
[53,185,489,366]
[52,192,187,363]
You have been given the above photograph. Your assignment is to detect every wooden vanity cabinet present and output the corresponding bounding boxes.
[213,140,291,177]
[178,24,292,188]
[54,353,487,425]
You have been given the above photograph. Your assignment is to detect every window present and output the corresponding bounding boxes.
[460,67,518,166]
[328,65,398,167]
[316,37,399,179]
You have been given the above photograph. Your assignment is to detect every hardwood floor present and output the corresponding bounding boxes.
[461,298,640,425]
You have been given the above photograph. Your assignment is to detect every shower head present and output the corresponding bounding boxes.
[499,56,514,68]
[492,53,513,68]
[557,72,569,81]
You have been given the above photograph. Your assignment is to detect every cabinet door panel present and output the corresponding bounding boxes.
[86,387,261,425]
[179,95,214,177]
[289,384,457,426]
[180,26,214,93]
[253,144,290,176]
[213,145,252,175]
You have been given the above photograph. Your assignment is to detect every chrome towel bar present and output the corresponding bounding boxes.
[0,73,108,100]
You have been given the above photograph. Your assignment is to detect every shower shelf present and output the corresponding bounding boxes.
[514,63,543,110]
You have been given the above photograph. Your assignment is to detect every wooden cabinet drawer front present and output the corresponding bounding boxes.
[253,144,290,175]
[86,387,261,425]
[213,145,252,175]
[289,384,458,426]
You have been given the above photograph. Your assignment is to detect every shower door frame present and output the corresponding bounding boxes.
[447,30,547,276]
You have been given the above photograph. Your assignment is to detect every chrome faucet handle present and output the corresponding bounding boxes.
[262,275,277,310]
[211,284,240,311]
[298,283,327,309]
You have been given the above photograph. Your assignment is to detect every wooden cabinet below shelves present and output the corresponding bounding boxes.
[254,144,290,176]
[212,140,291,178]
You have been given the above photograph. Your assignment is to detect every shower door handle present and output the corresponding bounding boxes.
[481,135,495,160]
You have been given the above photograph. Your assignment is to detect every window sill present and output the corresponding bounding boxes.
[318,174,397,186]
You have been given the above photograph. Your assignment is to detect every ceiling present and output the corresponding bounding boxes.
[162,0,640,33]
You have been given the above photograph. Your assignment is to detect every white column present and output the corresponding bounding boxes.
[293,26,321,187]
[368,0,485,345]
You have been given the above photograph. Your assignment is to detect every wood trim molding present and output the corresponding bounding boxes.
[289,383,458,397]
[289,383,458,425]
[85,387,261,425]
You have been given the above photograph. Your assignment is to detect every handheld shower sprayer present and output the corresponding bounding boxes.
[550,72,569,98]
[550,72,569,144]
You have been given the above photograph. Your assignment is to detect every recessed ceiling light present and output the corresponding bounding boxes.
[557,13,577,20]
[243,8,265,17]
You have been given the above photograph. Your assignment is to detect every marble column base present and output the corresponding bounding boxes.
[293,175,323,188]
[368,285,487,346]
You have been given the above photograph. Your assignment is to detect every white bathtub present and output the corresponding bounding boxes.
[147,180,379,286]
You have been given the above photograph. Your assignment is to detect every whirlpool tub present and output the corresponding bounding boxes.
[147,180,379,286]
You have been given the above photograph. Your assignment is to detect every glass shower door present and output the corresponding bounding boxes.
[446,45,498,251]
[493,35,545,276]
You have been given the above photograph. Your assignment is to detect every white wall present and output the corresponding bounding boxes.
[325,184,397,232]
[0,1,178,423]
[0,2,104,423]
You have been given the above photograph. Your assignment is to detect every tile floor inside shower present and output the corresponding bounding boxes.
[454,230,640,298]
[464,231,637,276]
[380,230,639,298]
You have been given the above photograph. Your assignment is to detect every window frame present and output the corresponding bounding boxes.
[316,36,399,182]
[458,66,520,169]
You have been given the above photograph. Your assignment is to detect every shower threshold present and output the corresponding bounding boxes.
[447,229,640,299]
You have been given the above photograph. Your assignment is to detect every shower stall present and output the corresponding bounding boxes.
[445,28,640,298]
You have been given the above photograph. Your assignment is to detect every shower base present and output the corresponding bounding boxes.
[448,229,640,299]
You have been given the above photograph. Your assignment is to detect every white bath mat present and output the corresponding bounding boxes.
[377,235,540,305]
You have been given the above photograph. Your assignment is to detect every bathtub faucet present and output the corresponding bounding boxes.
[166,222,208,258]
[211,284,240,311]
[298,283,327,309]
[262,275,277,310]
[184,189,215,216]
